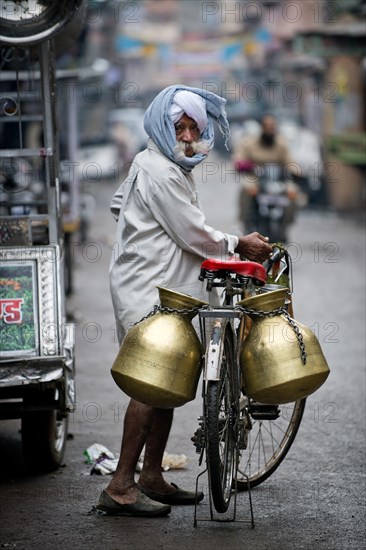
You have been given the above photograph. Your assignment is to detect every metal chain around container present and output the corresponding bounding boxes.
[135,303,307,365]
[235,305,307,365]
[134,304,211,326]
[281,310,307,364]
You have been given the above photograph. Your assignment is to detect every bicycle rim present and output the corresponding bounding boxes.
[205,330,237,513]
[236,398,306,490]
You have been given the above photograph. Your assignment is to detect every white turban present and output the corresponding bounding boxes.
[169,90,208,134]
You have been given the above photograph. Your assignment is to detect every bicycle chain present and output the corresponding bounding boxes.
[136,303,307,365]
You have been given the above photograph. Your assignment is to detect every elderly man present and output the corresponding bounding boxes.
[97,85,271,517]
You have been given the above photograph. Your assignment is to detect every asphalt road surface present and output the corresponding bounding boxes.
[0,154,365,549]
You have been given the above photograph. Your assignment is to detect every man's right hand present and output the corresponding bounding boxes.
[235,232,272,263]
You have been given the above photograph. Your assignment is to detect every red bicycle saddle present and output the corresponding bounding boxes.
[200,258,267,284]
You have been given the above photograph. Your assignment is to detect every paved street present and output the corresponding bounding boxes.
[0,153,365,549]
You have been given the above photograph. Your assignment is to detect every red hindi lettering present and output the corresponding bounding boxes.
[0,298,24,324]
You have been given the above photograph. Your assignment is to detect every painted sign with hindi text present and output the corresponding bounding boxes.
[0,262,39,356]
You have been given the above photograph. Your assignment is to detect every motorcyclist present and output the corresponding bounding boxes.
[232,114,302,238]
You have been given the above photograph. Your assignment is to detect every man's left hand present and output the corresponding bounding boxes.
[235,232,272,263]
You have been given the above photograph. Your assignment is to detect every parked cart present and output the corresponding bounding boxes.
[0,1,84,471]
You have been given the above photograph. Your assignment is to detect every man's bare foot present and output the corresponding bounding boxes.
[105,483,140,505]
[138,475,176,495]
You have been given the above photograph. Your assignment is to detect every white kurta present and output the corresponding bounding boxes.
[109,139,239,343]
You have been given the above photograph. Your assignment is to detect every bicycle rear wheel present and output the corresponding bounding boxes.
[236,398,306,490]
[205,328,238,513]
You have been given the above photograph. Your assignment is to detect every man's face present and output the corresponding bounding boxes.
[260,116,277,146]
[261,116,277,136]
[174,114,201,157]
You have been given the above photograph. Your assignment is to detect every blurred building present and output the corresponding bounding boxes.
[227,0,365,211]
[113,0,248,98]
[286,0,366,212]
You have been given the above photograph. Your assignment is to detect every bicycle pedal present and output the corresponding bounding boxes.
[249,403,281,420]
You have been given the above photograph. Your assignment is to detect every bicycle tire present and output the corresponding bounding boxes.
[205,328,238,513]
[236,397,306,490]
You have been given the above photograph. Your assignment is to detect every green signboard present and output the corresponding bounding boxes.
[0,262,38,356]
[327,133,366,165]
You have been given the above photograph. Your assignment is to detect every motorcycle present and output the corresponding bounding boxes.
[238,163,297,244]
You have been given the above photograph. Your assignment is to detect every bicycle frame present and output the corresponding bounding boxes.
[200,310,241,382]
[194,274,259,525]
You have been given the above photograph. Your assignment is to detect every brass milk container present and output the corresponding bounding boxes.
[239,288,330,404]
[111,287,207,408]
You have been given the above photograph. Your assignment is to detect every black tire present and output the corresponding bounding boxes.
[22,395,69,472]
[205,329,238,513]
[236,398,306,490]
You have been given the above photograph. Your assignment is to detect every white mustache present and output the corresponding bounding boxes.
[173,139,210,159]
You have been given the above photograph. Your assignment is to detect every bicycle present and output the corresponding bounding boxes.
[192,247,306,523]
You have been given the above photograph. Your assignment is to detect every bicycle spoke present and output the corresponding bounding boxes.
[236,399,306,489]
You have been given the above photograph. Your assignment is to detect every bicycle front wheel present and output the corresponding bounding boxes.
[205,328,238,513]
[236,398,306,490]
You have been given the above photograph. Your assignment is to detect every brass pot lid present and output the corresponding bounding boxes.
[238,288,289,312]
[157,286,208,310]
[261,284,287,292]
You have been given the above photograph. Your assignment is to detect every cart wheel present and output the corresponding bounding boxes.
[21,406,69,472]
